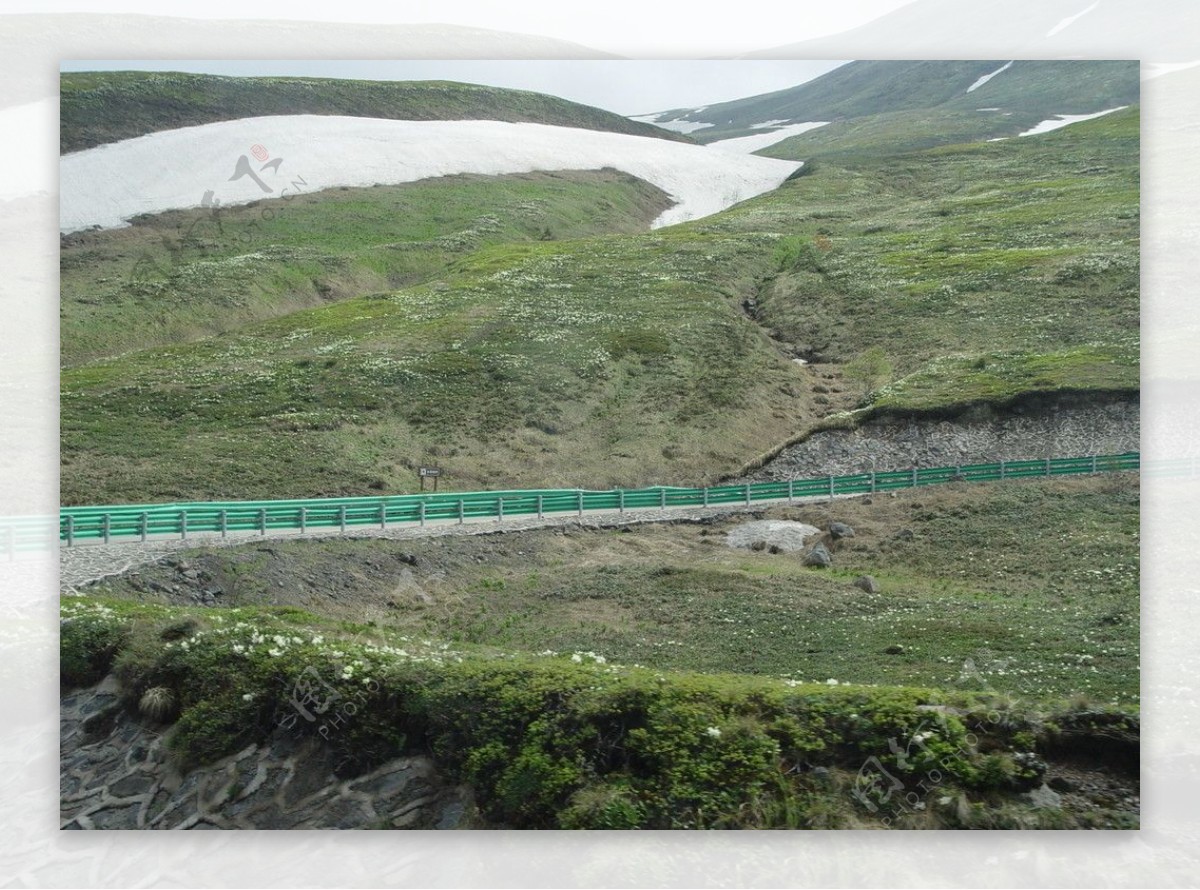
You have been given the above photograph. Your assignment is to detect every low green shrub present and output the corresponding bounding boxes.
[59,597,1135,828]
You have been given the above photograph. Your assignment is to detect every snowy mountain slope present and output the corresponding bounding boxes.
[59,115,801,233]
[637,60,1138,148]
[60,71,690,154]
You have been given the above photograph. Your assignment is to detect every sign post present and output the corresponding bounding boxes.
[418,466,442,492]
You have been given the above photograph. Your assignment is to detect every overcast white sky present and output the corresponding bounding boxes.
[31,0,916,56]
[58,60,850,116]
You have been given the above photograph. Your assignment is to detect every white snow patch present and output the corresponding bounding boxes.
[628,113,713,134]
[1046,1,1100,37]
[966,61,1013,93]
[708,122,830,155]
[654,119,716,134]
[1017,106,1128,137]
[59,115,802,233]
[977,107,1001,112]
[749,119,792,129]
[0,99,55,200]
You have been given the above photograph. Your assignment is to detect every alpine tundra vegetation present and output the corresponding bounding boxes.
[60,61,1139,830]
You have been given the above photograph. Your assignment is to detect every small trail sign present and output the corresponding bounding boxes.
[418,466,442,491]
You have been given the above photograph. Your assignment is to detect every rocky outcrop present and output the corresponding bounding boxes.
[61,677,473,830]
[747,397,1139,482]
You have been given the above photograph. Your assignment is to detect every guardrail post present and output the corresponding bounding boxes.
[1045,457,1051,477]
[619,490,625,513]
[745,484,751,506]
[911,467,917,488]
[999,460,1006,480]
[871,473,877,494]
[829,475,835,500]
[380,504,386,530]
[1091,455,1098,474]
[788,480,794,503]
[578,492,583,517]
[66,515,74,547]
[420,502,426,527]
[497,498,504,522]
[339,506,346,533]
[300,507,307,535]
[702,487,709,507]
[103,514,111,545]
[458,499,465,525]
[259,508,267,536]
[140,512,148,542]
[180,510,187,541]
[537,495,543,519]
[219,510,227,538]
[660,488,666,509]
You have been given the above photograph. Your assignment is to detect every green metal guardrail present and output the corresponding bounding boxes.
[55,453,1140,546]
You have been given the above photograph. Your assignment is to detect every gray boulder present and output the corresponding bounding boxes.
[829,522,856,540]
[803,543,832,567]
[853,575,879,593]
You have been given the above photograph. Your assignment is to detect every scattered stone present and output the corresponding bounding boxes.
[884,644,905,655]
[861,497,873,505]
[768,545,782,555]
[1023,784,1062,809]
[894,528,915,541]
[853,575,879,593]
[829,522,855,540]
[1048,776,1077,793]
[726,520,820,553]
[803,543,832,567]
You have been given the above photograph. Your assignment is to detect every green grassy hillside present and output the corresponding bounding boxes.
[727,107,1140,399]
[669,60,1137,146]
[61,169,673,367]
[91,474,1139,703]
[61,107,1138,505]
[65,474,1140,829]
[60,71,692,153]
[61,227,814,504]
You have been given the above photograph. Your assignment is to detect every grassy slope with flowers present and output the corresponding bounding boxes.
[60,110,1138,504]
[61,169,674,368]
[88,474,1139,705]
[61,72,1139,829]
[61,583,1137,829]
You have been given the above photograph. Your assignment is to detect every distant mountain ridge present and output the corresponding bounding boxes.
[637,60,1139,144]
[59,71,693,154]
